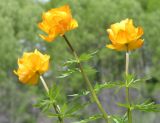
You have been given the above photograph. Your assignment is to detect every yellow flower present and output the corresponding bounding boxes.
[106,18,144,51]
[38,5,78,42]
[14,49,50,85]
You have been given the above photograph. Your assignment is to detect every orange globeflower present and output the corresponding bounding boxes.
[14,49,50,85]
[106,18,144,51]
[38,5,78,42]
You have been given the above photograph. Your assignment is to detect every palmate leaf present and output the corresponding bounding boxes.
[48,84,61,101]
[68,82,124,97]
[83,66,97,74]
[65,102,90,115]
[124,74,150,89]
[58,66,96,79]
[57,66,96,79]
[110,114,127,123]
[79,50,98,62]
[47,102,90,119]
[34,84,61,112]
[63,50,98,66]
[34,99,53,112]
[133,100,160,112]
[68,90,90,97]
[94,82,124,92]
[57,68,79,78]
[47,112,62,118]
[116,102,130,109]
[47,112,81,119]
[59,51,98,79]
[116,100,160,112]
[63,59,79,66]
[72,114,103,123]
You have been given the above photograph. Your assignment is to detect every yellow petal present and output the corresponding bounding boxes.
[38,22,50,33]
[68,19,78,30]
[57,5,71,14]
[38,5,78,42]
[110,19,128,34]
[125,19,135,33]
[106,18,144,51]
[128,39,144,50]
[106,44,127,51]
[18,69,35,84]
[39,34,56,42]
[27,73,39,85]
[116,30,128,44]
[14,50,50,85]
[107,29,115,43]
[106,44,116,49]
[136,27,144,39]
[13,70,18,75]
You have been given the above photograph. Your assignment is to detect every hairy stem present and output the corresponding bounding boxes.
[63,35,109,123]
[40,75,64,123]
[125,52,132,123]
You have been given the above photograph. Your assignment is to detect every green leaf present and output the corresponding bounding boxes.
[72,114,103,123]
[116,100,160,112]
[133,100,160,112]
[48,84,61,101]
[79,50,98,62]
[79,53,93,62]
[34,84,61,113]
[63,59,79,66]
[68,82,124,97]
[83,66,97,74]
[63,50,98,67]
[94,82,124,92]
[68,90,90,97]
[110,114,127,123]
[34,99,53,112]
[124,74,149,89]
[57,68,78,78]
[47,112,63,118]
[116,102,130,109]
[65,102,89,115]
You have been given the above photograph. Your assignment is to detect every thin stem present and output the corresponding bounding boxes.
[125,52,132,123]
[40,75,49,93]
[63,35,109,123]
[125,52,129,76]
[40,75,64,123]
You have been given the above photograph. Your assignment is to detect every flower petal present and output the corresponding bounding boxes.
[128,39,144,50]
[106,44,127,51]
[116,30,128,44]
[39,34,56,42]
[68,19,78,30]
[38,5,78,42]
[14,50,50,85]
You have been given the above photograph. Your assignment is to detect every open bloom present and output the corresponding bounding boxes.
[38,5,78,42]
[106,18,144,51]
[14,49,50,85]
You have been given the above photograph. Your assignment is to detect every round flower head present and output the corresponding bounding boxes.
[14,49,50,85]
[106,18,144,51]
[38,5,78,42]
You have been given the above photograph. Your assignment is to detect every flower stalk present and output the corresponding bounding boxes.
[63,35,109,123]
[125,51,132,123]
[40,75,64,123]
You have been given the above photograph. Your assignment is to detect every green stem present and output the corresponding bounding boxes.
[125,52,132,123]
[63,35,109,123]
[40,75,64,123]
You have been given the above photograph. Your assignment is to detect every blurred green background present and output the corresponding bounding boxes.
[0,0,160,122]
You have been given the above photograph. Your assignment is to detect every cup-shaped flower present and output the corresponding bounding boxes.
[14,49,50,85]
[38,5,78,42]
[106,18,144,51]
